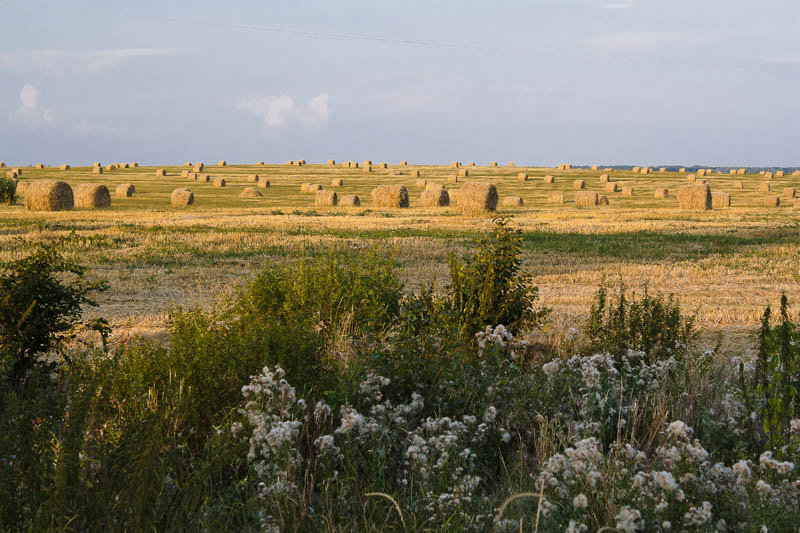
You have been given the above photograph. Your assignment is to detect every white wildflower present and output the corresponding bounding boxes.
[573,493,588,509]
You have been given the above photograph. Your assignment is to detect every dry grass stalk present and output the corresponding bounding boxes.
[74,183,111,208]
[339,194,360,206]
[458,182,498,216]
[502,196,523,206]
[171,188,194,206]
[213,177,226,188]
[711,191,730,208]
[420,185,450,207]
[654,188,669,198]
[547,191,564,204]
[573,180,585,190]
[116,184,135,197]
[240,187,263,198]
[677,183,711,210]
[372,185,409,208]
[25,180,74,211]
[331,178,344,187]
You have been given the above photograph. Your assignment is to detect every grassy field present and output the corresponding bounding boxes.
[4,162,800,353]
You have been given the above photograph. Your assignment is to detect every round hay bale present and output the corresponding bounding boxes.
[121,163,130,169]
[74,183,111,208]
[591,165,599,171]
[508,162,515,168]
[738,169,746,175]
[93,166,103,174]
[793,170,800,177]
[184,162,192,167]
[794,199,800,209]
[257,161,265,166]
[331,178,344,187]
[199,174,210,182]
[764,171,774,179]
[544,175,555,184]
[416,179,427,189]
[639,167,650,175]
[458,169,469,177]
[181,170,190,177]
[11,167,22,175]
[15,180,28,196]
[364,160,373,167]
[490,162,498,167]
[503,196,523,207]
[193,163,204,172]
[287,160,294,165]
[450,162,460,168]
[378,162,388,169]
[604,168,613,172]
[518,172,528,181]
[188,173,198,181]
[315,190,337,206]
[573,180,585,190]
[400,161,408,166]
[240,187,263,198]
[733,181,744,189]
[759,171,765,175]
[557,164,565,170]
[298,160,306,165]
[600,174,610,183]
[35,163,44,169]
[622,186,634,196]
[598,195,609,206]
[258,179,270,188]
[783,187,796,199]
[547,191,564,204]
[697,169,706,177]
[25,180,74,211]
[659,167,666,173]
[687,174,697,183]
[776,170,785,177]
[60,164,70,171]
[679,167,686,172]
[301,183,322,193]
[105,164,114,171]
[575,190,599,207]
[339,194,360,206]
[92,162,101,168]
[371,185,409,208]
[116,184,135,197]
[412,170,421,177]
[759,182,771,193]
[364,165,372,173]
[711,191,730,208]
[326,159,335,165]
[218,160,227,167]
[605,182,618,192]
[171,188,194,206]
[458,182,498,216]
[632,167,640,173]
[654,188,669,198]
[155,169,166,177]
[448,175,459,184]
[677,183,711,210]
[468,162,476,167]
[565,163,572,169]
[420,185,450,207]
[248,174,260,183]
[213,177,226,188]
[6,171,18,180]
[763,195,780,207]
[0,162,4,167]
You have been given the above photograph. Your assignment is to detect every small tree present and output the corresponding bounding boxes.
[0,239,107,394]
[0,176,17,205]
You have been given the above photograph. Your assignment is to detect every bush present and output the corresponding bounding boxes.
[585,282,697,362]
[0,177,16,205]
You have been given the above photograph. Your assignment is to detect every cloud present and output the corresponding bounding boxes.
[0,48,178,76]
[238,93,330,127]
[602,0,637,8]
[15,83,54,126]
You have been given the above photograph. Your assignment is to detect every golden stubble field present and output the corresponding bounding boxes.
[3,161,800,355]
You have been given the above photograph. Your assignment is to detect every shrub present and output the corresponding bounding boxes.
[0,176,16,205]
[585,282,697,362]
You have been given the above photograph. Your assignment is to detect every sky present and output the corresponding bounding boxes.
[1,0,799,167]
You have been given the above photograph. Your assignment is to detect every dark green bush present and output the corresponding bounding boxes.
[0,177,16,205]
[585,282,697,362]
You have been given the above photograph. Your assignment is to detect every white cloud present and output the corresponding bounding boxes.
[19,84,38,110]
[238,93,330,127]
[0,48,178,76]
[602,0,637,8]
